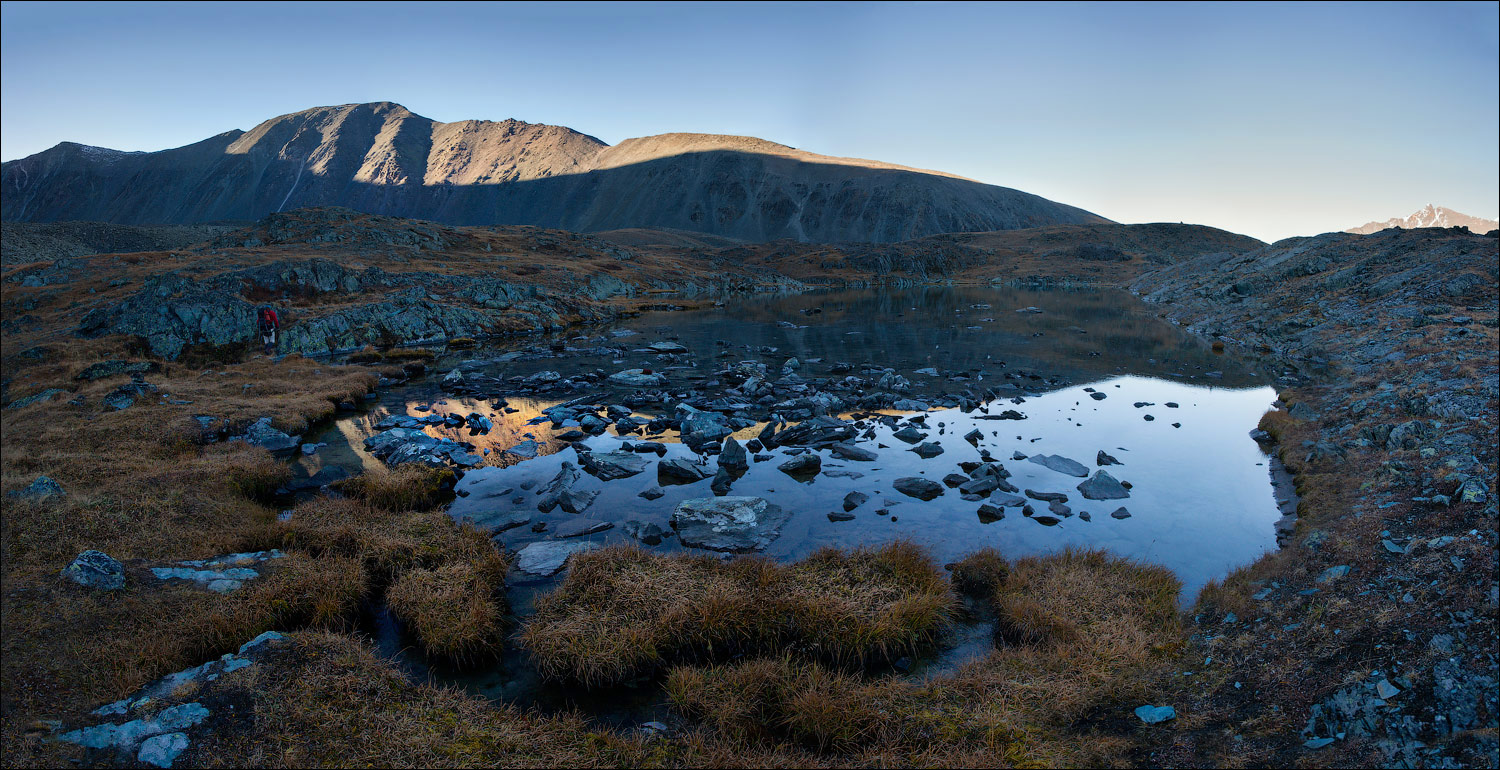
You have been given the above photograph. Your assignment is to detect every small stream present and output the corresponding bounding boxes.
[289,286,1286,718]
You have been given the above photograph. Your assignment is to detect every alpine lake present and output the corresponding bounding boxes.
[287,285,1294,723]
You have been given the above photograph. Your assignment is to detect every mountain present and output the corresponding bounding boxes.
[1345,204,1498,235]
[0,102,1109,242]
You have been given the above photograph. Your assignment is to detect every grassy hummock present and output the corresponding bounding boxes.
[521,541,957,686]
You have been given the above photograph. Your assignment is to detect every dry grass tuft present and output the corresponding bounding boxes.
[334,465,454,512]
[386,560,509,663]
[521,540,956,685]
[948,547,1010,598]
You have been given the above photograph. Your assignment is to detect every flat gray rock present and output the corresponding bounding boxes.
[552,519,614,538]
[672,496,790,552]
[514,540,601,576]
[777,453,822,477]
[830,443,878,461]
[579,450,648,480]
[659,458,711,483]
[1027,453,1089,477]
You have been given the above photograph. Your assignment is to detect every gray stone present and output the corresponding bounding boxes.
[1077,470,1131,500]
[579,450,648,480]
[6,387,68,410]
[1025,489,1068,503]
[778,453,822,477]
[608,369,667,387]
[235,417,301,456]
[1317,565,1351,583]
[623,520,665,545]
[503,439,540,459]
[1134,705,1176,724]
[892,426,928,444]
[639,486,666,500]
[910,441,945,458]
[830,443,878,461]
[959,476,1000,496]
[1096,450,1121,466]
[719,437,749,471]
[552,519,614,538]
[843,491,869,511]
[672,496,791,551]
[964,428,984,444]
[1109,506,1131,519]
[990,492,1028,507]
[1027,453,1090,477]
[827,511,855,522]
[514,540,601,576]
[9,475,65,500]
[659,458,712,483]
[536,463,598,513]
[61,550,126,590]
[894,477,944,500]
[137,732,190,768]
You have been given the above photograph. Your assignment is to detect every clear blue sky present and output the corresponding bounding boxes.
[2,1,1496,241]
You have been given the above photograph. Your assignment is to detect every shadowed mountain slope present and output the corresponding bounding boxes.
[2,102,1109,242]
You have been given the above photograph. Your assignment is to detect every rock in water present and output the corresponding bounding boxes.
[711,466,734,495]
[61,550,126,590]
[658,458,711,483]
[1077,470,1131,500]
[893,477,944,500]
[719,437,749,471]
[1109,506,1131,519]
[608,369,667,387]
[1096,450,1121,466]
[1026,453,1089,477]
[672,497,791,551]
[778,453,822,477]
[910,441,944,458]
[843,491,869,511]
[830,443,878,461]
[892,426,928,444]
[536,462,598,513]
[579,450,648,480]
[515,541,601,577]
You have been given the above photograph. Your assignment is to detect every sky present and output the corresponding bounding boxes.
[1,1,1496,242]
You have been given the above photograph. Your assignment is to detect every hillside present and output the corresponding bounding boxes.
[1,102,1110,242]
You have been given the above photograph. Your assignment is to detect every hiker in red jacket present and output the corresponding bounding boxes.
[257,306,280,354]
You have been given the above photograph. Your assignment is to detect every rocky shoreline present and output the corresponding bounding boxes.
[1127,226,1498,768]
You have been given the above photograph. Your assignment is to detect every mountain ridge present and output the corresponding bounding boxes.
[1345,204,1498,235]
[1,102,1109,242]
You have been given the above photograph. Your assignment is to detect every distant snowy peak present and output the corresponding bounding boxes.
[1346,205,1498,235]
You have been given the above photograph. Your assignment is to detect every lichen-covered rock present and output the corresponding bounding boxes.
[672,496,790,552]
[61,550,125,590]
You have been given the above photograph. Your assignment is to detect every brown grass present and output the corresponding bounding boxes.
[386,559,510,663]
[521,541,957,685]
[335,465,455,512]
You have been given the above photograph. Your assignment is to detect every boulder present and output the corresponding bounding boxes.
[774,416,856,447]
[8,475,65,500]
[1096,450,1122,466]
[1109,506,1131,519]
[61,550,126,590]
[910,441,945,459]
[892,426,928,444]
[552,519,614,538]
[1077,470,1130,500]
[718,437,749,471]
[236,417,302,457]
[672,496,791,551]
[842,491,869,511]
[623,520,665,545]
[777,453,822,477]
[894,477,944,500]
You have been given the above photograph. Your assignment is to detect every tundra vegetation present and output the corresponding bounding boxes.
[1,217,1495,768]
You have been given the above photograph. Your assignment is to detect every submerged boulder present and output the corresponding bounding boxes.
[672,496,791,552]
[579,450,648,481]
[536,463,598,514]
[894,477,944,501]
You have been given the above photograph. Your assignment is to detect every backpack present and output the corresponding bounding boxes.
[257,307,277,332]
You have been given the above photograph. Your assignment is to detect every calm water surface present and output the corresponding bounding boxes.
[296,286,1283,712]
